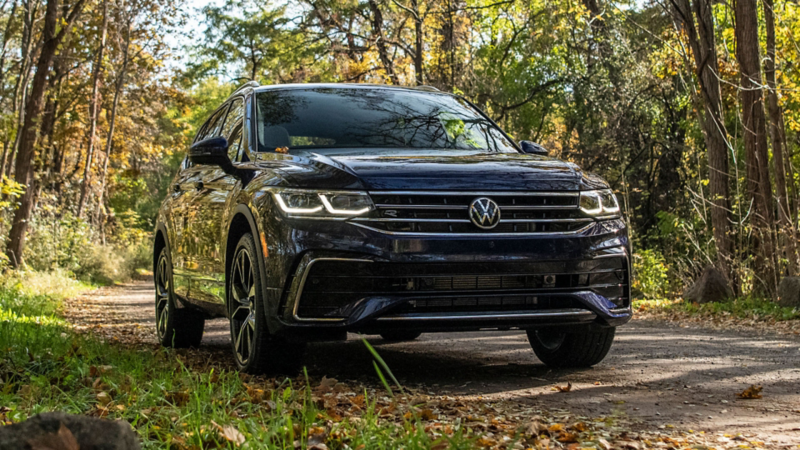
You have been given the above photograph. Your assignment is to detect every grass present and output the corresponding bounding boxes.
[0,272,483,449]
[633,296,800,321]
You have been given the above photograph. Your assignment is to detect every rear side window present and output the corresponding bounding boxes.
[221,98,245,161]
[196,105,229,142]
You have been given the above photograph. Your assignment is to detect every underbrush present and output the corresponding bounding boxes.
[0,276,482,449]
[633,296,800,322]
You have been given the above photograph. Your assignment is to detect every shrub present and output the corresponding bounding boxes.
[632,249,671,299]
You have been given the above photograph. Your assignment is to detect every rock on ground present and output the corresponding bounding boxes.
[0,412,140,450]
[778,276,800,307]
[683,265,733,304]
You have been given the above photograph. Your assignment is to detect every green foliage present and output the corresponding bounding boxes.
[678,296,800,321]
[632,249,672,299]
[22,194,150,284]
[634,296,800,322]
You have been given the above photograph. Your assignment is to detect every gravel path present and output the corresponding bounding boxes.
[66,281,800,446]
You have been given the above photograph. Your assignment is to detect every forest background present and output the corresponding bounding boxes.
[2,0,800,302]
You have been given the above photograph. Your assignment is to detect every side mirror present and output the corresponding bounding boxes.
[519,140,549,156]
[189,137,234,171]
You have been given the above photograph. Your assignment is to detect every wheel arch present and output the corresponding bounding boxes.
[153,223,170,274]
[224,204,268,318]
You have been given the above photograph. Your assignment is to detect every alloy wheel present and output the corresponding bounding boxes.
[230,247,257,366]
[155,253,171,340]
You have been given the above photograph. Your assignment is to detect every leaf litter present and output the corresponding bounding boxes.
[56,285,794,450]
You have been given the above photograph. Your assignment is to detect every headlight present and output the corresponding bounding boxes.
[580,189,620,217]
[271,189,373,217]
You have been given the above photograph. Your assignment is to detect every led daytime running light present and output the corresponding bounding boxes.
[580,190,620,217]
[273,193,323,214]
[319,195,371,215]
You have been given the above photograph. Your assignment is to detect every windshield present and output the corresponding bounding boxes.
[255,88,518,153]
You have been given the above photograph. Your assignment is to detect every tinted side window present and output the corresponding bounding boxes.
[227,124,244,162]
[221,98,245,161]
[197,105,229,142]
[207,105,229,138]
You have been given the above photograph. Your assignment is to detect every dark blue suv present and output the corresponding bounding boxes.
[153,82,632,373]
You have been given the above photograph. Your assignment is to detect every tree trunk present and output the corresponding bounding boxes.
[411,0,423,85]
[368,0,397,84]
[762,0,797,276]
[5,0,86,267]
[76,0,108,218]
[735,0,777,295]
[0,0,17,179]
[670,0,734,284]
[0,0,18,105]
[95,17,130,222]
[3,0,36,178]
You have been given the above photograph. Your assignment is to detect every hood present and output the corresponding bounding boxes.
[258,149,604,191]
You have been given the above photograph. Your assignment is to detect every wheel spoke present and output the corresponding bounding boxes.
[155,255,171,338]
[230,246,259,365]
[234,326,245,360]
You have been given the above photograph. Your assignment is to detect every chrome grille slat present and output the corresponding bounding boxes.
[362,191,591,235]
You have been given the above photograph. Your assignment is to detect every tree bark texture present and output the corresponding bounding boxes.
[77,0,108,218]
[735,0,777,294]
[762,0,797,276]
[670,0,734,282]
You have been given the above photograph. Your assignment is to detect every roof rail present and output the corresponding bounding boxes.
[414,85,440,92]
[231,80,260,96]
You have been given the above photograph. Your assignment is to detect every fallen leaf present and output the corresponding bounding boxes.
[165,391,190,406]
[553,382,572,392]
[736,385,763,399]
[211,420,245,445]
[571,421,588,432]
[525,418,546,436]
[476,436,496,447]
[317,376,337,392]
[96,391,112,406]
[420,409,436,420]
[556,430,578,443]
[275,147,289,154]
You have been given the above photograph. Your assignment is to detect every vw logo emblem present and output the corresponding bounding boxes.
[469,197,501,229]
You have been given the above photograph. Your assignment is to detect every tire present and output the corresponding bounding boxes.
[527,327,615,368]
[155,247,205,348]
[228,233,305,374]
[379,331,422,342]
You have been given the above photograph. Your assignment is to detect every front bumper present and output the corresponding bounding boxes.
[259,209,632,338]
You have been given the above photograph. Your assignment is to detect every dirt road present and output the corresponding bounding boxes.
[67,281,800,445]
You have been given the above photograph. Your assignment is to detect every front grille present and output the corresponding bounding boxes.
[293,258,629,319]
[352,191,591,234]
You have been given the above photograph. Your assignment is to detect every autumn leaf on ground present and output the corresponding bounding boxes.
[556,430,578,443]
[420,408,436,420]
[317,376,337,392]
[570,421,588,432]
[525,417,546,436]
[27,423,79,450]
[165,391,190,406]
[736,384,763,399]
[552,382,572,392]
[96,391,112,405]
[211,420,245,445]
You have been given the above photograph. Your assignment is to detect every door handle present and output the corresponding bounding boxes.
[195,181,204,191]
